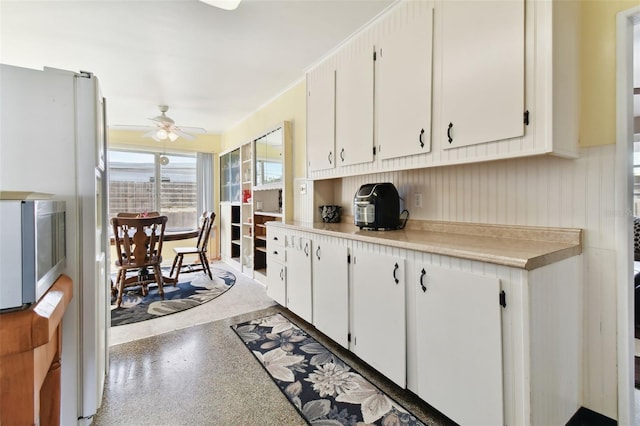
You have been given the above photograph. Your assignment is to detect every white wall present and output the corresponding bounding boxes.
[324,145,618,418]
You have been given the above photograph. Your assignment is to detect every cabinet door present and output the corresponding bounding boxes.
[377,0,434,160]
[307,62,336,172]
[286,237,313,322]
[266,261,286,306]
[414,264,503,425]
[312,240,349,348]
[352,249,405,387]
[266,228,286,305]
[441,0,524,149]
[335,41,374,167]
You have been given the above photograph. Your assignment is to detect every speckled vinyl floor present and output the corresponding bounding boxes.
[94,263,454,426]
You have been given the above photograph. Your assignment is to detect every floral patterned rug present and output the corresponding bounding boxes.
[110,268,236,327]
[232,313,426,426]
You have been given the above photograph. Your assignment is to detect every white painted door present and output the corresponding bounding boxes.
[414,264,503,425]
[286,237,313,322]
[335,39,374,167]
[307,61,336,172]
[377,0,434,160]
[312,240,349,348]
[352,249,405,387]
[441,0,524,150]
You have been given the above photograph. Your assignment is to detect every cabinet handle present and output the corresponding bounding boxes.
[328,151,333,165]
[316,246,321,260]
[393,262,399,284]
[419,128,425,148]
[280,268,284,280]
[420,268,427,293]
[447,122,453,144]
[304,242,309,257]
[340,148,345,162]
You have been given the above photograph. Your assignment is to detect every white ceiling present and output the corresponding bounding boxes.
[0,0,394,134]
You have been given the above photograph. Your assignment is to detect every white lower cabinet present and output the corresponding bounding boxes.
[312,238,349,348]
[351,247,406,387]
[265,225,581,426]
[266,228,286,306]
[286,236,313,323]
[412,263,503,426]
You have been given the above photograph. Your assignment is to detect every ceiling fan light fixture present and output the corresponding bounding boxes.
[157,128,168,140]
[200,0,241,10]
[168,132,178,142]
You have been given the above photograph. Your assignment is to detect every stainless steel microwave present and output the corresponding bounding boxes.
[0,199,66,311]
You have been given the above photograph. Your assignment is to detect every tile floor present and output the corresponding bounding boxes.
[96,261,454,425]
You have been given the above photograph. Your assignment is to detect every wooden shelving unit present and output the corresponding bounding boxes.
[220,121,291,283]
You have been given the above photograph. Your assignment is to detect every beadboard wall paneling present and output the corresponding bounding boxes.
[310,144,617,417]
[336,146,613,246]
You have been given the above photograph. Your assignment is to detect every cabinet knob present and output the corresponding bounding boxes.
[393,262,399,284]
[420,268,427,293]
[419,128,425,148]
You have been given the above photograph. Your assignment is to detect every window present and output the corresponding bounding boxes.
[108,150,198,231]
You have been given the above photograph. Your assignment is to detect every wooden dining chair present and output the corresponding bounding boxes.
[169,211,216,282]
[116,211,160,218]
[111,215,168,308]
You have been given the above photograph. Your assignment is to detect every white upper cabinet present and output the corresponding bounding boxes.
[335,35,375,167]
[307,59,336,173]
[440,0,525,150]
[306,0,579,180]
[377,0,434,160]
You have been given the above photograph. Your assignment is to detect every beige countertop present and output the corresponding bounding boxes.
[267,218,582,270]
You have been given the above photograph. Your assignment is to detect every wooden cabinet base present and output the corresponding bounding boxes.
[0,275,73,425]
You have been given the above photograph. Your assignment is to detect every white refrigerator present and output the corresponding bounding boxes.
[0,64,109,424]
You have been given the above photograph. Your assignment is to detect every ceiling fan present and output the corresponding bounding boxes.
[144,105,202,142]
[199,0,241,10]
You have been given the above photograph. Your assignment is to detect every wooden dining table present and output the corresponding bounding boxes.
[109,228,200,287]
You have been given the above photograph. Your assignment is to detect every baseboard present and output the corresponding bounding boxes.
[566,407,617,425]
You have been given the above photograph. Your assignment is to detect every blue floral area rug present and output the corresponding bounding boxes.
[111,268,236,327]
[232,313,426,426]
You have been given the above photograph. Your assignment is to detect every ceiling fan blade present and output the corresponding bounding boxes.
[142,129,162,141]
[109,125,154,132]
[173,129,196,140]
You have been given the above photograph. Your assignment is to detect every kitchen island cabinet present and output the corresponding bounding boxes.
[267,220,582,426]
